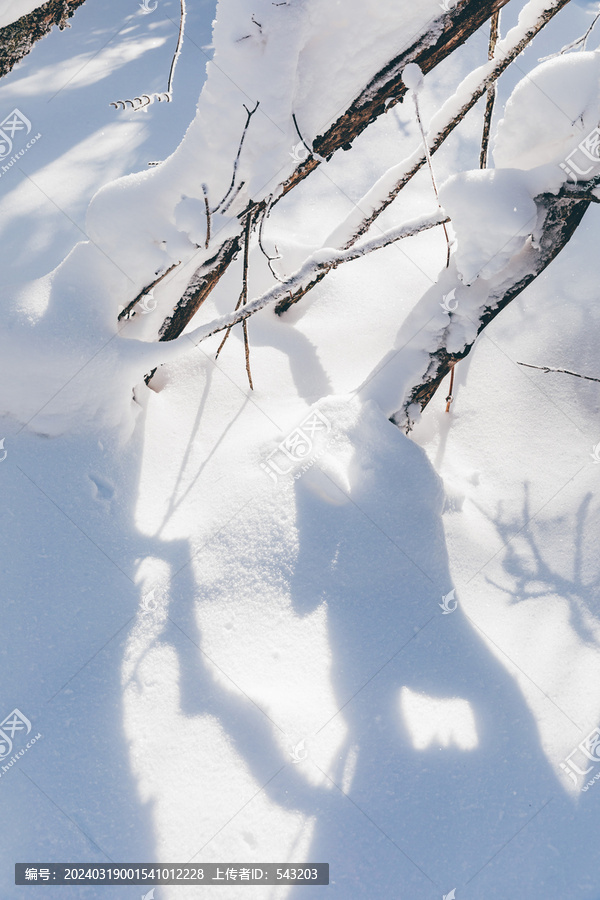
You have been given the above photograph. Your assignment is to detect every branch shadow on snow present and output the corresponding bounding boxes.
[142,399,595,897]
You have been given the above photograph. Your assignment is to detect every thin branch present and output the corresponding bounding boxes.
[540,9,600,59]
[378,179,600,432]
[257,196,284,282]
[153,0,514,342]
[110,0,186,111]
[202,183,211,249]
[292,112,326,163]
[410,85,452,267]
[517,362,600,384]
[215,213,253,364]
[211,101,259,214]
[219,180,246,216]
[480,9,500,170]
[118,261,180,321]
[167,0,187,95]
[328,0,571,251]
[181,211,449,344]
[243,318,254,389]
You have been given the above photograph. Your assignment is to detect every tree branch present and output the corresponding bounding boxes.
[0,0,86,81]
[181,211,450,345]
[327,0,572,251]
[385,181,598,431]
[480,9,500,170]
[517,362,600,383]
[153,0,513,342]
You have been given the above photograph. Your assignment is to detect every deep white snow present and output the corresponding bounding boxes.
[2,1,600,898]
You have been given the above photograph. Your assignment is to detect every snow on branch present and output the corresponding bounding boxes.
[326,0,572,250]
[153,211,449,365]
[363,178,600,433]
[155,0,512,343]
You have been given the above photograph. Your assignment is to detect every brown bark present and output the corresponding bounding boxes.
[0,0,86,81]
[394,187,595,430]
[156,0,511,342]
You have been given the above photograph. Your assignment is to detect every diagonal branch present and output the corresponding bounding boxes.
[153,0,513,342]
[327,0,572,251]
[380,180,599,432]
[180,211,450,346]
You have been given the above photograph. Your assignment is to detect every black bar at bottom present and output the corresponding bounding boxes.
[16,863,329,885]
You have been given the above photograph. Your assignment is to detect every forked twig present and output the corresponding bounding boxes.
[215,213,255,390]
[212,101,260,213]
[257,195,284,282]
[540,9,600,59]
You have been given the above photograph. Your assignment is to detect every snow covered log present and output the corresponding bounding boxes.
[0,0,86,81]
[157,0,513,344]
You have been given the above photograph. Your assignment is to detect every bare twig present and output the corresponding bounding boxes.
[215,213,253,369]
[202,183,211,249]
[110,0,186,111]
[517,362,600,383]
[212,101,259,213]
[292,112,326,163]
[167,0,187,95]
[333,0,571,250]
[540,9,600,59]
[445,363,456,413]
[480,9,500,170]
[410,87,452,268]
[257,196,284,282]
[154,0,514,341]
[242,318,254,389]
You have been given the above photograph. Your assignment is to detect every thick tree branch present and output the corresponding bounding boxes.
[154,0,513,342]
[328,0,572,251]
[277,0,571,315]
[388,180,598,431]
[0,0,86,81]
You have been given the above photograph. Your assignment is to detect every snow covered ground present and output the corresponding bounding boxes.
[2,0,600,898]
